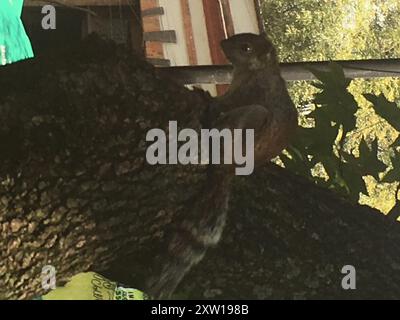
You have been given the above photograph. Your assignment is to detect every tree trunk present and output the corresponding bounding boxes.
[1,36,399,300]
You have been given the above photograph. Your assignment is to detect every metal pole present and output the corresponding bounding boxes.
[156,59,400,84]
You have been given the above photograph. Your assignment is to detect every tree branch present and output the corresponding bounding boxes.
[1,36,399,300]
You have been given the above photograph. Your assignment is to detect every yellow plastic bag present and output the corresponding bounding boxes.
[40,272,149,300]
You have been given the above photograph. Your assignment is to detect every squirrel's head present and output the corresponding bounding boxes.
[221,33,278,70]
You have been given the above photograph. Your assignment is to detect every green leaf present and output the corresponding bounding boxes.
[357,138,386,179]
[364,93,400,132]
[383,151,400,183]
[308,64,358,135]
[341,162,368,197]
[309,62,351,90]
[311,82,325,90]
[392,135,400,147]
[308,67,335,86]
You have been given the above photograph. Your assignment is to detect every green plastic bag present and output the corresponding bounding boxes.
[0,0,34,66]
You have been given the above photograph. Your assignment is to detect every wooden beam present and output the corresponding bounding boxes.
[155,59,400,84]
[180,0,197,65]
[142,7,164,17]
[147,58,171,67]
[130,0,144,56]
[143,30,177,43]
[201,0,227,65]
[220,0,235,37]
[201,0,229,95]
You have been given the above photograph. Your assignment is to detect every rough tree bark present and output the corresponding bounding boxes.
[1,37,399,300]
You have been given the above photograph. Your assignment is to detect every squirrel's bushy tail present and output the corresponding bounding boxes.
[146,169,233,299]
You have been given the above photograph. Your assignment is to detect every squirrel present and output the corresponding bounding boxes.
[146,33,298,299]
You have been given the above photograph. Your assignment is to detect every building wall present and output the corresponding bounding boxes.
[142,0,164,61]
[158,0,189,66]
[142,0,260,65]
[141,0,260,96]
[187,0,216,96]
[229,0,260,34]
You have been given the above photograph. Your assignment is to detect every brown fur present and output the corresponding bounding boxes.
[146,33,298,299]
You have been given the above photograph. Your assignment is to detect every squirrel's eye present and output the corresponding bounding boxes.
[241,44,253,53]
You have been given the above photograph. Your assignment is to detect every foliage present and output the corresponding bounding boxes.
[281,64,400,206]
[262,0,400,62]
[261,0,400,214]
